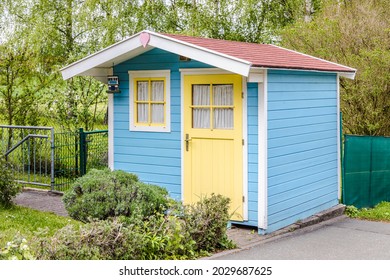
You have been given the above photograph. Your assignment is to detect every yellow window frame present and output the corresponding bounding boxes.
[190,83,234,130]
[134,77,166,127]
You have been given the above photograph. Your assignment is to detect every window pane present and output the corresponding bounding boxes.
[137,81,148,101]
[213,84,233,105]
[151,104,164,124]
[193,108,210,128]
[192,85,210,105]
[137,104,148,123]
[214,108,233,129]
[151,81,164,101]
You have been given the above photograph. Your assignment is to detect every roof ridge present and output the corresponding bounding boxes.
[160,32,268,46]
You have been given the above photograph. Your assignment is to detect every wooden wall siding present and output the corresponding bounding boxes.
[112,48,260,226]
[113,48,210,200]
[266,70,339,232]
[246,82,259,226]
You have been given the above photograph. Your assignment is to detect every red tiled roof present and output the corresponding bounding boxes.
[162,33,355,73]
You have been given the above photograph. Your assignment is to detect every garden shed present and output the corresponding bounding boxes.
[61,30,356,234]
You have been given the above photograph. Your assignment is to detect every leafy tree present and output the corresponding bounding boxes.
[281,0,390,135]
[1,0,333,131]
[0,3,51,127]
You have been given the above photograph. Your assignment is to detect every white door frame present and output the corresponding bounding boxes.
[179,68,248,221]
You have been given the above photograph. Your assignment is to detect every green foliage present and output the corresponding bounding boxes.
[281,0,390,136]
[1,189,235,259]
[344,205,359,218]
[63,169,169,222]
[0,204,80,248]
[33,215,197,260]
[182,194,235,252]
[34,219,138,260]
[138,213,197,260]
[0,235,35,260]
[347,202,390,222]
[1,0,326,129]
[34,194,234,260]
[0,157,20,206]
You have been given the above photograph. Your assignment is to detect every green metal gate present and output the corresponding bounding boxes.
[53,128,108,192]
[343,135,390,208]
[0,125,54,189]
[0,125,108,192]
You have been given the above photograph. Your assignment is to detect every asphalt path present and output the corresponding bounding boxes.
[214,217,390,260]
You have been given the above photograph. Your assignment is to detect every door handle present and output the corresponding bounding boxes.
[185,134,192,151]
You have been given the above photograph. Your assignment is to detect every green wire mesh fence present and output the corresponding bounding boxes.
[0,125,108,192]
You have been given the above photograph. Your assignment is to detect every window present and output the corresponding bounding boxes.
[129,70,170,132]
[192,84,234,130]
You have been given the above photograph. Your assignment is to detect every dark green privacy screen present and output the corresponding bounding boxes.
[343,135,390,208]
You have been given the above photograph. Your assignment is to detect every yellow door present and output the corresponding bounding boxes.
[184,74,243,221]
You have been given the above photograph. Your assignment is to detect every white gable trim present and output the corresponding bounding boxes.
[61,30,252,80]
[61,33,153,80]
[153,33,251,77]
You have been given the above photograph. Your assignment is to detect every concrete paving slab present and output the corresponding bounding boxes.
[213,217,390,260]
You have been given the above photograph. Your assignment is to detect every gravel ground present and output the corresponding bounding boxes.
[13,188,68,217]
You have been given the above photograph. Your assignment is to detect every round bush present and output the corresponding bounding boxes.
[63,169,169,222]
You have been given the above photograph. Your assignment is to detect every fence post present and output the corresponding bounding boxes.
[50,128,55,191]
[340,112,344,203]
[79,128,87,176]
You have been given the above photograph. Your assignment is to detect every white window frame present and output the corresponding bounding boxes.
[129,70,171,132]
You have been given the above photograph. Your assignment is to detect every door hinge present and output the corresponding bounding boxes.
[242,196,245,202]
[242,139,245,146]
[241,92,244,98]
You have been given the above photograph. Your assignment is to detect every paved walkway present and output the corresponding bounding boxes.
[13,188,68,216]
[212,216,390,260]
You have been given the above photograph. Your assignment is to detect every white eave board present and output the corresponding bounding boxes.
[60,30,252,80]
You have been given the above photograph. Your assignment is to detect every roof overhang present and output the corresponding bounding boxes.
[60,30,252,82]
[251,66,355,80]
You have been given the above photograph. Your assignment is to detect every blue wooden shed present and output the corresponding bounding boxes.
[61,30,356,234]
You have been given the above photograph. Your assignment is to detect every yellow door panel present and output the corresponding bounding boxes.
[183,74,243,221]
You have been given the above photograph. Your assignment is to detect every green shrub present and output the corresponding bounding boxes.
[32,195,235,260]
[138,213,197,260]
[34,216,197,260]
[0,157,21,206]
[62,169,169,222]
[182,194,235,252]
[345,205,359,218]
[34,219,139,260]
[0,235,35,260]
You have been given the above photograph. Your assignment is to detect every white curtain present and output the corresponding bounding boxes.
[151,81,164,124]
[213,85,233,129]
[137,81,148,123]
[192,85,210,128]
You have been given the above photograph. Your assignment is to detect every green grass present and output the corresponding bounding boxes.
[0,204,80,248]
[345,202,390,222]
